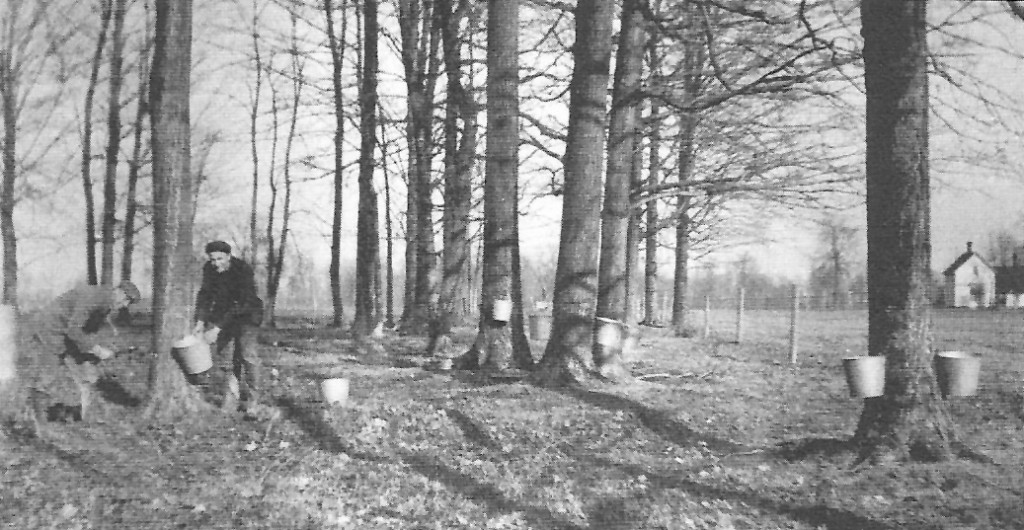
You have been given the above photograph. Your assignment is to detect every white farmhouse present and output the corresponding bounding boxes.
[942,242,996,308]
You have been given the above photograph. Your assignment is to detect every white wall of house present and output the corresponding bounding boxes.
[945,255,996,307]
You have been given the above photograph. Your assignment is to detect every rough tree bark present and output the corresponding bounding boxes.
[538,0,614,385]
[854,0,958,463]
[461,0,531,372]
[145,0,200,419]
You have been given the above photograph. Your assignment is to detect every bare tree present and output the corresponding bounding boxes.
[351,0,381,337]
[538,0,614,385]
[120,1,152,287]
[855,0,959,462]
[438,0,477,327]
[397,0,441,334]
[261,14,304,328]
[324,0,349,327]
[82,0,114,286]
[100,0,128,286]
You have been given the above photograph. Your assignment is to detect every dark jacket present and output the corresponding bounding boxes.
[195,257,262,327]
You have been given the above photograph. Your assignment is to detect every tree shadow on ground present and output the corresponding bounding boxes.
[444,408,502,451]
[96,375,142,408]
[274,396,382,461]
[401,451,584,530]
[554,385,746,454]
[585,454,899,530]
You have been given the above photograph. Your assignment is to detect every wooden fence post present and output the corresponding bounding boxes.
[789,284,799,364]
[735,287,745,343]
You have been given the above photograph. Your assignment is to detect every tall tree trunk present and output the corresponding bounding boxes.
[351,0,381,337]
[82,0,114,286]
[538,0,614,385]
[595,0,646,380]
[439,0,474,327]
[624,129,644,323]
[468,0,529,372]
[0,52,17,305]
[264,24,303,328]
[145,0,198,418]
[101,0,127,286]
[248,0,262,265]
[671,196,691,336]
[397,0,440,334]
[670,111,697,337]
[121,10,151,285]
[642,102,663,326]
[381,118,396,328]
[855,0,957,462]
[325,0,348,327]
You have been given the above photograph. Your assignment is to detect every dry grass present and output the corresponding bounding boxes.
[1,309,1022,529]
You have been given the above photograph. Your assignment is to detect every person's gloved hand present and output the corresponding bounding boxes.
[88,345,115,360]
[203,326,220,344]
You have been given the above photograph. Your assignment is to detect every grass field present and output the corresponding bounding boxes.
[1,309,1022,529]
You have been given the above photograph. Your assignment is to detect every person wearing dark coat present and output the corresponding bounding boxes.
[27,281,141,421]
[194,240,263,413]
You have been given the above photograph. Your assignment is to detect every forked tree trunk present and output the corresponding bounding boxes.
[538,0,614,385]
[351,0,382,337]
[855,0,957,462]
[595,0,645,380]
[145,0,199,419]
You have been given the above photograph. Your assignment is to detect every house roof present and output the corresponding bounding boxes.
[943,249,991,277]
[995,266,1024,294]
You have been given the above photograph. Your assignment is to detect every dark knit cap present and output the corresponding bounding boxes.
[205,240,232,254]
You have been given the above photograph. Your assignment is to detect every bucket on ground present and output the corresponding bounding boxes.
[842,355,885,398]
[172,335,213,375]
[528,313,553,341]
[935,350,980,397]
[320,377,350,405]
[492,299,513,322]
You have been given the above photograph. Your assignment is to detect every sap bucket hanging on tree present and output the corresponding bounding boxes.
[171,335,213,375]
[934,350,980,397]
[842,355,885,398]
[492,299,513,322]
